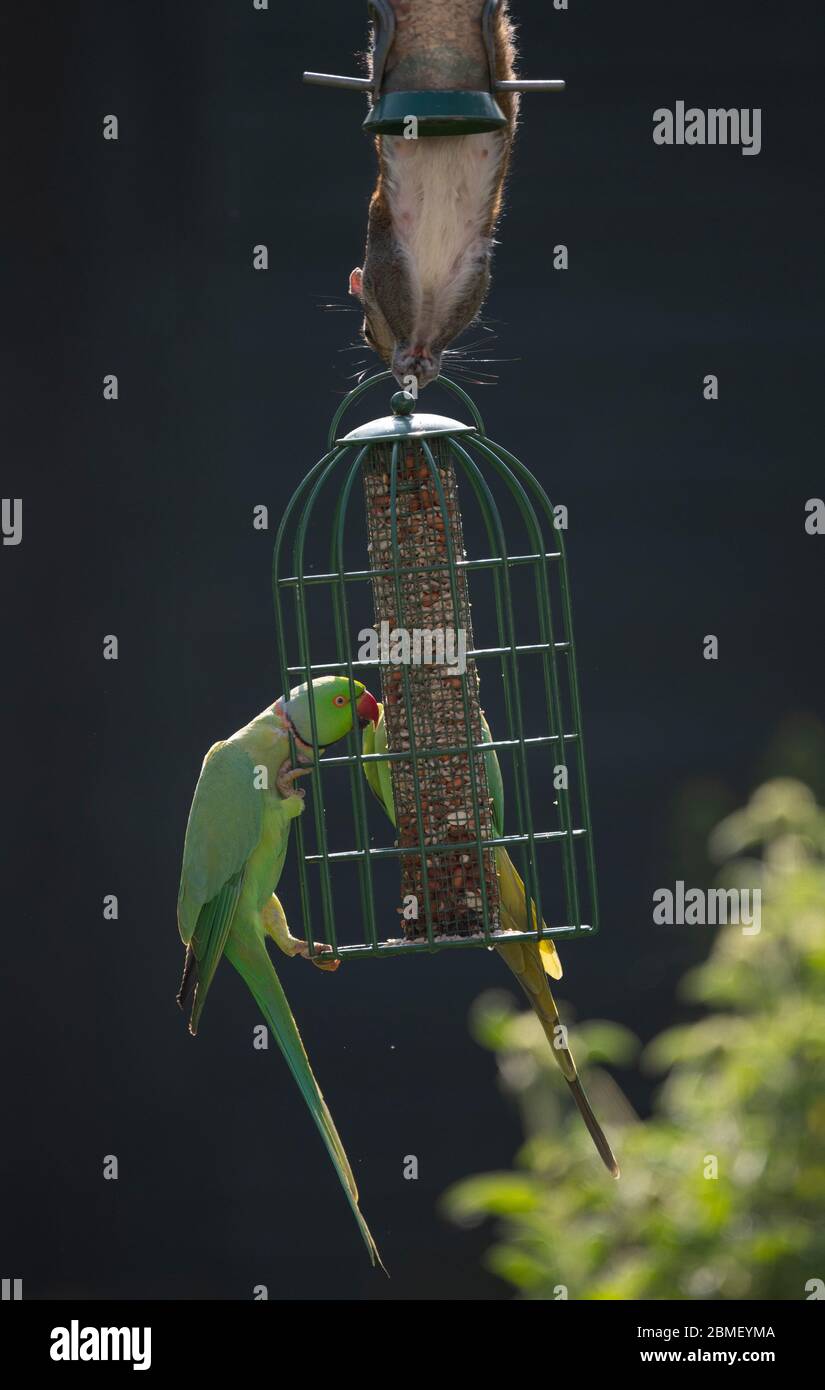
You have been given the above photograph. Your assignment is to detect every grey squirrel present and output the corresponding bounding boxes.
[349,0,518,389]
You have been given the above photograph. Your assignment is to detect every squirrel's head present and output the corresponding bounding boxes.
[349,266,443,391]
[349,259,494,392]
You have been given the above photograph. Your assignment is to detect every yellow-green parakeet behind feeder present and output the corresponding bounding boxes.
[177,675,385,1267]
[363,701,619,1178]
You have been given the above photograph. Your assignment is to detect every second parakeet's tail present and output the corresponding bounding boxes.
[223,927,386,1270]
[495,935,620,1178]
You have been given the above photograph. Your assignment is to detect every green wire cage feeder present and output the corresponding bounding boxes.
[272,373,598,962]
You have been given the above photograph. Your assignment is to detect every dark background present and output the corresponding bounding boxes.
[2,0,823,1300]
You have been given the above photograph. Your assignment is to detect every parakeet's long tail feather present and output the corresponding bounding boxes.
[565,1075,621,1179]
[224,927,386,1271]
[496,939,620,1179]
[176,946,198,1012]
[496,846,564,981]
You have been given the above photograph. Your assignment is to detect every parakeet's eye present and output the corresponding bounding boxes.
[333,694,347,707]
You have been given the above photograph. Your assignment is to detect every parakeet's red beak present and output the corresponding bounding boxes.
[356,689,380,729]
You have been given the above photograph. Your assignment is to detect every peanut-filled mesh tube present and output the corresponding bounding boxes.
[362,437,500,940]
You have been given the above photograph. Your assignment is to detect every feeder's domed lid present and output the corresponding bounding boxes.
[337,391,474,445]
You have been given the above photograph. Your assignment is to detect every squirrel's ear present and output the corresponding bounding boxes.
[349,267,364,298]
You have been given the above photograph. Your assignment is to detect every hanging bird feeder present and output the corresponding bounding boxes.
[303,0,565,138]
[272,373,599,962]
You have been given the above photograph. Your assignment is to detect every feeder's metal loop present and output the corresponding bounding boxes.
[326,372,395,451]
[369,0,396,94]
[482,0,504,91]
[432,377,487,435]
[273,444,347,581]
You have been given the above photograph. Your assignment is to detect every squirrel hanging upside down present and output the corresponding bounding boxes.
[350,0,518,390]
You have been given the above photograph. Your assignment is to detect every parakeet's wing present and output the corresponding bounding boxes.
[177,740,262,944]
[187,870,245,1033]
[362,703,396,823]
[178,740,264,1032]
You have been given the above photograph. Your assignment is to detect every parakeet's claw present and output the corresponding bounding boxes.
[310,956,341,973]
[276,760,313,800]
[295,940,341,972]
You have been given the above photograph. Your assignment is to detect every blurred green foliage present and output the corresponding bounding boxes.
[443,777,825,1299]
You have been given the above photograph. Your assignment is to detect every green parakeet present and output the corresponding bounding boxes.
[177,675,385,1266]
[363,701,619,1178]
